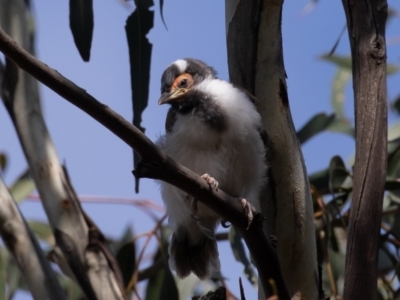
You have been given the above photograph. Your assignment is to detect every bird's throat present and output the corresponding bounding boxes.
[172,91,226,132]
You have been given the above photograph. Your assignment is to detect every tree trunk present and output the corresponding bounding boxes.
[341,1,388,299]
[225,1,320,299]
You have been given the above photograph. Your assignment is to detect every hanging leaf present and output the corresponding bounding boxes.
[328,156,349,193]
[297,113,336,144]
[125,0,154,193]
[8,169,35,203]
[145,249,178,300]
[159,0,167,29]
[116,241,136,288]
[0,153,7,173]
[69,0,94,62]
[228,226,257,286]
[384,180,400,192]
[391,93,400,115]
[0,248,5,300]
[309,168,329,195]
[388,147,400,178]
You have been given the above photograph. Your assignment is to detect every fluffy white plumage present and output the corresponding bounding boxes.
[156,59,266,279]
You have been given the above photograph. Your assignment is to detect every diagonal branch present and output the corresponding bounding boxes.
[0,27,289,299]
[0,175,66,300]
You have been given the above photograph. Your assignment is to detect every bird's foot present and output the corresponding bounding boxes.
[191,197,201,221]
[201,173,219,191]
[240,198,256,230]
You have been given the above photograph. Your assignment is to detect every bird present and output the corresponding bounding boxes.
[156,58,267,280]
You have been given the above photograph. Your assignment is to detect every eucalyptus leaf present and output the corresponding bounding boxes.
[321,54,399,74]
[327,118,355,138]
[328,156,349,193]
[116,241,136,287]
[28,221,54,245]
[297,113,336,144]
[331,68,351,119]
[388,147,400,178]
[125,0,154,193]
[0,248,5,300]
[228,226,257,286]
[0,153,7,173]
[8,169,35,203]
[145,249,178,300]
[309,168,329,195]
[69,0,94,61]
[159,0,167,29]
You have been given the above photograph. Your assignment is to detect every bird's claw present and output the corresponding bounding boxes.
[240,198,256,230]
[201,173,219,191]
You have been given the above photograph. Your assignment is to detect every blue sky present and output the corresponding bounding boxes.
[1,0,400,299]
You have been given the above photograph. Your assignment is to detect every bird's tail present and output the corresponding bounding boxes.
[169,226,220,280]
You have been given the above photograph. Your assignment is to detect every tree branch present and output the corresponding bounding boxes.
[0,175,66,300]
[341,0,388,299]
[225,0,320,298]
[0,28,289,299]
[0,2,126,298]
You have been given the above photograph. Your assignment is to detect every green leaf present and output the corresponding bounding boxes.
[159,0,167,29]
[116,241,136,288]
[329,156,349,193]
[309,168,329,195]
[125,0,154,193]
[388,147,400,178]
[28,221,54,244]
[8,169,35,203]
[0,248,6,300]
[331,68,351,119]
[145,250,178,300]
[108,227,134,255]
[327,118,355,137]
[0,153,7,173]
[384,180,400,192]
[321,54,352,70]
[58,275,84,300]
[297,113,336,144]
[321,54,399,74]
[391,94,400,115]
[228,227,257,286]
[69,0,94,62]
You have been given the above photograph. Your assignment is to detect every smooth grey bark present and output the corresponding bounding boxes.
[341,0,388,299]
[0,1,126,299]
[225,1,320,299]
[0,175,66,300]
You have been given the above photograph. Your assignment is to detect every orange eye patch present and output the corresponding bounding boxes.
[172,73,194,90]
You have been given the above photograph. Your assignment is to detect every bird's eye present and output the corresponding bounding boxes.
[179,79,188,88]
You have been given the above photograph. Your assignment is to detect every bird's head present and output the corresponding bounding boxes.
[158,58,217,107]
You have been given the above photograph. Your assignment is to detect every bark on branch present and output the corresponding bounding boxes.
[341,0,388,299]
[0,28,289,299]
[0,175,66,300]
[225,1,320,299]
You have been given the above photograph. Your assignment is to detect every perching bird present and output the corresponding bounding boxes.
[156,58,267,280]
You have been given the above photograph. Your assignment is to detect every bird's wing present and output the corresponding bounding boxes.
[165,107,177,133]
